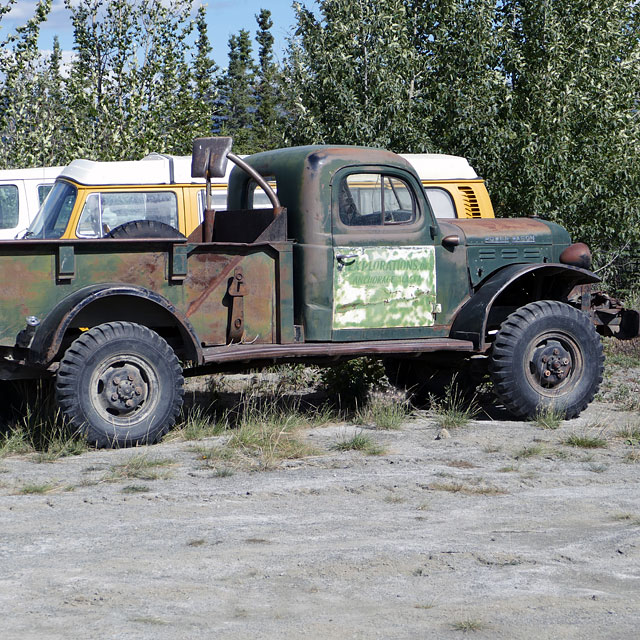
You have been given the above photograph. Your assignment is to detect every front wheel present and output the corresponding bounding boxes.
[489,300,603,419]
[56,322,184,447]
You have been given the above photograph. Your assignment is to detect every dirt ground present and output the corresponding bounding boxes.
[1,366,639,640]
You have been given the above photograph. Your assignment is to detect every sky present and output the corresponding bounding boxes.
[2,0,312,66]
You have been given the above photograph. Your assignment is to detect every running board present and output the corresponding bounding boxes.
[200,338,475,365]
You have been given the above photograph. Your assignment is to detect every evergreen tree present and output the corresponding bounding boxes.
[217,29,257,153]
[254,9,283,150]
[191,4,219,138]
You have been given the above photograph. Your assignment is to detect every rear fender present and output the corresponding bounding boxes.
[450,264,600,350]
[30,284,202,365]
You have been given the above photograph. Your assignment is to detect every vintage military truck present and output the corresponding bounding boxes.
[0,138,629,447]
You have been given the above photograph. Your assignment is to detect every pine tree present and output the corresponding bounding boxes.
[217,29,257,153]
[254,9,283,150]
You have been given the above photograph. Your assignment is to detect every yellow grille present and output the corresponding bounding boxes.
[458,186,481,218]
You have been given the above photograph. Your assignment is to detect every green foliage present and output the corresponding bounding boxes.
[320,357,386,407]
[287,0,640,285]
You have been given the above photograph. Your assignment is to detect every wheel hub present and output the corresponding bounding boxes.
[532,340,572,387]
[102,364,146,412]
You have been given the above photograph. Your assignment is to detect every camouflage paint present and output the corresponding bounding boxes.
[332,246,438,330]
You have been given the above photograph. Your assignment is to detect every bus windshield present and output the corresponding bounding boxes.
[25,180,77,239]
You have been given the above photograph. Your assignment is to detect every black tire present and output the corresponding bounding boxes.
[106,220,185,239]
[489,300,603,419]
[56,322,184,447]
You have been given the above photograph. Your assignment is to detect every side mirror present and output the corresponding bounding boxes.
[191,137,233,179]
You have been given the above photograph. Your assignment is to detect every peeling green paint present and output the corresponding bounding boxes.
[333,246,437,329]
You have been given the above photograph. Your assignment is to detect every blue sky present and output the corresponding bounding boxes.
[2,0,313,66]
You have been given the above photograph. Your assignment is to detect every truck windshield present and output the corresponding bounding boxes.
[26,181,77,239]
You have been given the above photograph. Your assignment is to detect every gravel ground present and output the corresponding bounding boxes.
[1,370,639,640]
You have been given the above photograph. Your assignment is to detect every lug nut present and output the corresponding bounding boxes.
[552,349,559,356]
[542,356,548,363]
[113,377,120,385]
[135,387,142,396]
[562,358,569,365]
[544,370,551,377]
[125,399,134,408]
[128,374,134,381]
[111,393,118,401]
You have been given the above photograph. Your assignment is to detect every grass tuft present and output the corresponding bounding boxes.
[428,380,480,429]
[17,482,58,495]
[353,395,411,430]
[108,454,174,481]
[169,404,229,441]
[451,618,485,632]
[531,405,564,430]
[332,430,385,456]
[562,434,607,449]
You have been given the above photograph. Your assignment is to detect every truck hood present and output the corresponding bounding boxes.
[447,218,568,246]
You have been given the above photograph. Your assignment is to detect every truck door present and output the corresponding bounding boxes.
[330,168,441,340]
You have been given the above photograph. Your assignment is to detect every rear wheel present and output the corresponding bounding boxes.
[56,322,184,447]
[489,300,603,419]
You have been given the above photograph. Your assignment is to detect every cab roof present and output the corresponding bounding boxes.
[0,165,63,182]
[55,149,480,187]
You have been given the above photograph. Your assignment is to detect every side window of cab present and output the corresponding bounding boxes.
[338,173,417,226]
[424,187,457,219]
[77,191,179,237]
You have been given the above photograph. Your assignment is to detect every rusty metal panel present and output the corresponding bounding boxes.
[199,336,475,367]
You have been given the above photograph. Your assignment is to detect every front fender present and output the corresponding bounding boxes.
[30,283,202,365]
[450,264,600,350]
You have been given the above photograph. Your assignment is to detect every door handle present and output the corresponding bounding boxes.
[336,253,358,271]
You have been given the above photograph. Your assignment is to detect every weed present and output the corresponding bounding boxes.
[169,405,228,442]
[514,444,545,459]
[354,395,410,430]
[531,405,564,430]
[108,454,174,481]
[121,484,151,494]
[603,336,640,369]
[451,618,485,632]
[613,513,640,526]
[187,539,206,547]
[615,424,640,445]
[332,431,385,455]
[384,493,405,504]
[498,465,518,473]
[562,434,607,449]
[429,380,480,430]
[445,460,476,469]
[0,381,87,460]
[429,481,505,496]
[624,450,640,463]
[610,384,640,411]
[414,600,436,610]
[587,463,608,473]
[17,482,58,495]
[0,428,33,458]
[228,405,318,469]
[212,467,234,477]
